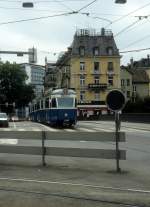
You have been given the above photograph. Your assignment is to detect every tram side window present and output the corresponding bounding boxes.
[52,98,57,108]
[45,98,49,108]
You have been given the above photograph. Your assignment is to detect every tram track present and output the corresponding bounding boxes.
[0,177,149,207]
[0,185,147,207]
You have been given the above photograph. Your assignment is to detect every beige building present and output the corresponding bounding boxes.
[131,69,150,101]
[120,67,132,100]
[122,56,150,102]
[56,28,121,113]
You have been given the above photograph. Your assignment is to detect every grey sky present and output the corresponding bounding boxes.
[0,0,150,65]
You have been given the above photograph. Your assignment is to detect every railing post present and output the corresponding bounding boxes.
[115,112,121,173]
[42,131,46,166]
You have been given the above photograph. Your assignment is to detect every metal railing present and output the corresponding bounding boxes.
[0,131,126,171]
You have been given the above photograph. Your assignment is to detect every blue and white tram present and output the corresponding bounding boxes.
[29,89,77,126]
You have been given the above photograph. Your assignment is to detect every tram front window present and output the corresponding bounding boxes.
[57,98,74,108]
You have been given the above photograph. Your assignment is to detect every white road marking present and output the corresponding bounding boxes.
[93,127,113,132]
[0,139,18,145]
[64,129,76,132]
[0,177,150,194]
[0,128,11,131]
[18,129,26,131]
[78,127,95,132]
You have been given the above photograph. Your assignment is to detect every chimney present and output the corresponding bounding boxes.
[101,28,105,36]
[147,54,150,66]
[130,57,134,68]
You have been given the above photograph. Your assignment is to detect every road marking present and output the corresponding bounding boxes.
[0,128,11,131]
[78,127,96,132]
[93,127,113,132]
[18,129,26,131]
[0,139,18,145]
[0,177,150,194]
[64,129,76,132]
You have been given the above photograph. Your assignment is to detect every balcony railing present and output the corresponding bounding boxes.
[107,70,114,75]
[91,70,101,75]
[88,83,107,90]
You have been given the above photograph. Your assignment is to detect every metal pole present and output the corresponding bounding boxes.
[42,131,46,166]
[115,112,121,173]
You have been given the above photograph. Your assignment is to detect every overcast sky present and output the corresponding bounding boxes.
[0,0,150,65]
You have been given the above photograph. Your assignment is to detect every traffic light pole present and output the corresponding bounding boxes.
[115,112,121,173]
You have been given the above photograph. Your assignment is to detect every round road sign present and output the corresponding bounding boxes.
[106,90,126,112]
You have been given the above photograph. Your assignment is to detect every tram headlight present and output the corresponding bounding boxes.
[64,113,68,117]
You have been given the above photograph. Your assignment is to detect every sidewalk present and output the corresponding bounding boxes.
[0,156,150,207]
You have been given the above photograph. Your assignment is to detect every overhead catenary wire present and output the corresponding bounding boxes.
[121,32,150,50]
[0,0,98,25]
[120,47,150,54]
[77,0,97,12]
[0,6,69,12]
[108,1,150,26]
[114,19,142,37]
[0,12,77,26]
[53,0,74,12]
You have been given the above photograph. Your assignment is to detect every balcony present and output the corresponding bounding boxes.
[107,70,114,75]
[88,83,107,90]
[91,70,101,75]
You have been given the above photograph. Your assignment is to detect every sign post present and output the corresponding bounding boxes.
[106,89,126,173]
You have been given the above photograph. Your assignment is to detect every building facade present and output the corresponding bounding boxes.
[120,67,133,100]
[56,28,121,114]
[20,63,45,98]
[121,56,150,101]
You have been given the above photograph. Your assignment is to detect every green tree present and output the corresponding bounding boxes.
[0,61,35,113]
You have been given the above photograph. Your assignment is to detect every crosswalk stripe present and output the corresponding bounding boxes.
[78,127,96,132]
[93,127,113,132]
[0,139,18,145]
[64,129,76,132]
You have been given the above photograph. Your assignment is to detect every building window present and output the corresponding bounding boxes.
[80,62,85,71]
[94,62,99,73]
[127,91,130,98]
[107,47,113,55]
[108,62,114,71]
[93,47,99,56]
[133,85,136,91]
[80,91,85,102]
[121,79,125,86]
[95,92,100,101]
[94,76,99,84]
[79,46,85,56]
[108,76,113,86]
[80,75,85,86]
[127,79,130,86]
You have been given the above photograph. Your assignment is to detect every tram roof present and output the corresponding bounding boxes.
[51,89,76,95]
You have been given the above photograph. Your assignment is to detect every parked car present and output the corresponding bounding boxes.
[0,113,9,127]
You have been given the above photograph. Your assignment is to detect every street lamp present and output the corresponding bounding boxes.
[22,2,34,8]
[115,0,127,3]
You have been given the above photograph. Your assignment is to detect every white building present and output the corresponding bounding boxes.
[20,63,45,98]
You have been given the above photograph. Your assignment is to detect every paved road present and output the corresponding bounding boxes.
[0,120,150,207]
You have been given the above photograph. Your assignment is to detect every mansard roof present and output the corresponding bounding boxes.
[71,28,119,56]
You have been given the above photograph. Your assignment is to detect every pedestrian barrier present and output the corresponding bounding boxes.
[0,131,126,170]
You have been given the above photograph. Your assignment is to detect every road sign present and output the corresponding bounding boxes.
[106,89,126,112]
